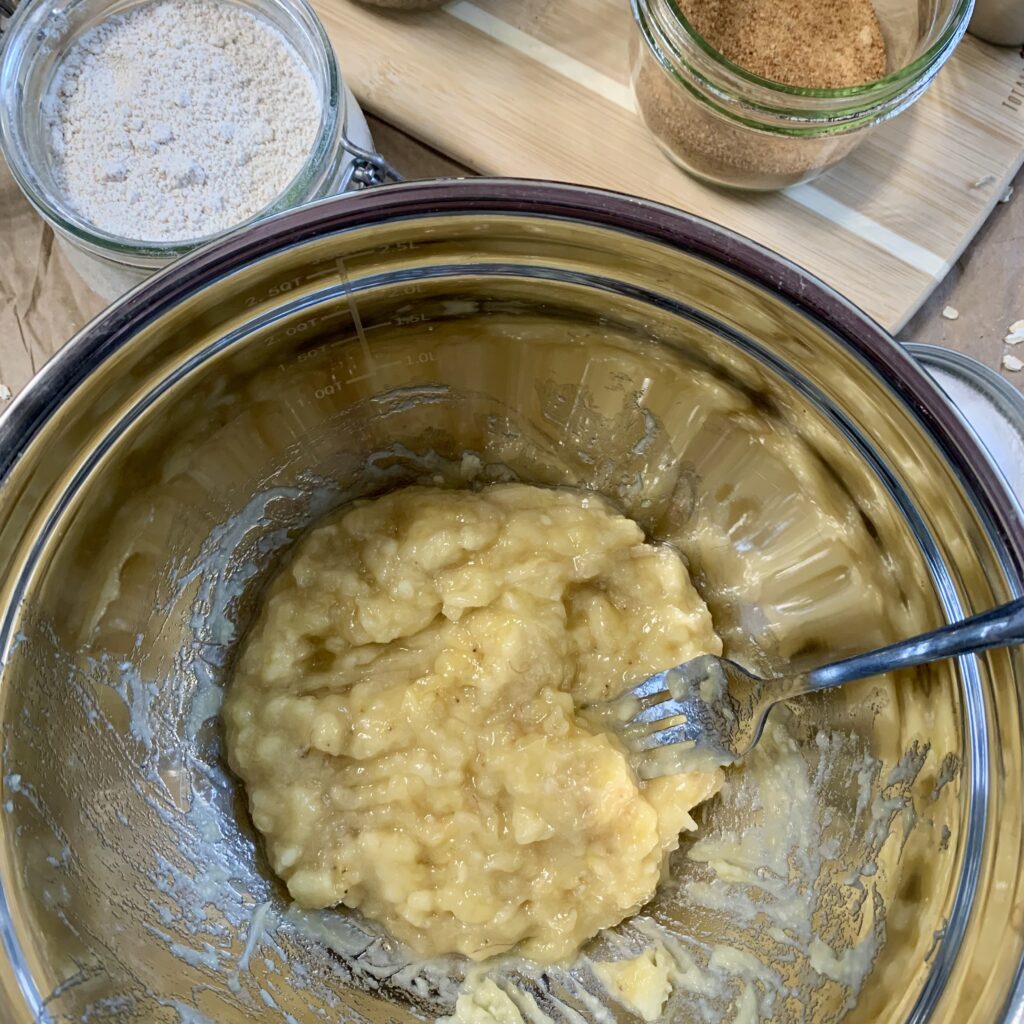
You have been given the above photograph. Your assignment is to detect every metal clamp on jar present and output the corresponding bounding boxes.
[0,0,401,301]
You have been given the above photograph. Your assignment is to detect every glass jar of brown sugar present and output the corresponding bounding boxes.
[630,0,974,191]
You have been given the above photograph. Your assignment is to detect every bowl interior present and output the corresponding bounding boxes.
[0,191,1019,1024]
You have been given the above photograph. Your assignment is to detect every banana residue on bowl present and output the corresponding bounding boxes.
[440,717,896,1024]
[0,446,958,1024]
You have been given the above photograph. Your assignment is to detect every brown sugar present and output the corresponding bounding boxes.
[631,0,890,189]
[678,0,887,89]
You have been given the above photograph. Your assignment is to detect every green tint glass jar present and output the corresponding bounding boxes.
[0,0,396,301]
[630,0,975,191]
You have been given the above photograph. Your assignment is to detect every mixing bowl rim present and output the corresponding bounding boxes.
[0,177,1019,1024]
[0,178,1020,575]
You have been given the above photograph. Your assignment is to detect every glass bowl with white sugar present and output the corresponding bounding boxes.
[0,0,376,300]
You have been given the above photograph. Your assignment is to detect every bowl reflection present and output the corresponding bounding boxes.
[0,180,1020,1024]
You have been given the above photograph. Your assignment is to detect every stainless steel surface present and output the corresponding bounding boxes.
[0,179,1020,1024]
[613,600,1024,770]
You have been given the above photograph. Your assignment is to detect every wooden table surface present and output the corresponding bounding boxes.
[1,113,1022,409]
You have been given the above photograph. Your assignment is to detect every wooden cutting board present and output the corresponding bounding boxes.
[311,0,1024,333]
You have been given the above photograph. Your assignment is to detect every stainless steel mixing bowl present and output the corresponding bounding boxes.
[0,180,1021,1024]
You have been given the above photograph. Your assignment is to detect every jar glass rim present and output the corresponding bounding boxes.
[654,0,975,100]
[0,0,344,259]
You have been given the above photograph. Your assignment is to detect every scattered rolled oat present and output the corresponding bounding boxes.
[0,384,10,402]
[1001,187,1015,204]
[1004,320,1024,345]
[1003,354,1023,372]
[942,305,960,321]
[971,174,996,189]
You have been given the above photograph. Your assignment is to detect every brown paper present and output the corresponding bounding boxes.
[0,116,457,409]
[0,155,105,407]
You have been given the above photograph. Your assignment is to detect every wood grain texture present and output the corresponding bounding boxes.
[316,0,1024,332]
[366,115,1024,394]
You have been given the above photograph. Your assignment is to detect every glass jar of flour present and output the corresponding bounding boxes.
[0,0,395,301]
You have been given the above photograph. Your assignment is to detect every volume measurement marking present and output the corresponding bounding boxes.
[314,352,437,397]
[344,351,436,384]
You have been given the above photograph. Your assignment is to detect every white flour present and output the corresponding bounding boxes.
[43,0,321,243]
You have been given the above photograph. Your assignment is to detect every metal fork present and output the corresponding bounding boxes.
[592,597,1024,779]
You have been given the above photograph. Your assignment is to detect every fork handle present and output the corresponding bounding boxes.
[806,597,1024,692]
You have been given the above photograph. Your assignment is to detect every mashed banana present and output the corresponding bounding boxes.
[223,484,723,963]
